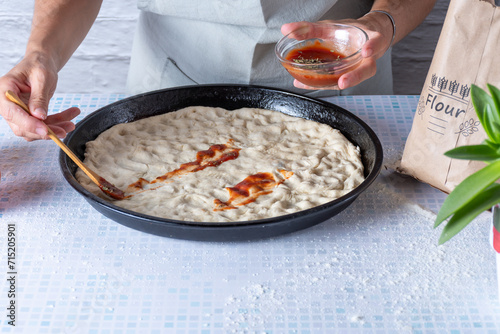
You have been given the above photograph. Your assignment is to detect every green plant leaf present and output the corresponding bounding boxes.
[485,139,500,149]
[487,83,500,125]
[434,159,500,227]
[484,104,500,143]
[438,184,500,244]
[494,205,500,231]
[435,84,500,244]
[444,144,500,161]
[491,118,500,143]
[471,84,496,141]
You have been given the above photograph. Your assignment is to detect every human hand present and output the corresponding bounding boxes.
[0,52,80,141]
[281,16,393,91]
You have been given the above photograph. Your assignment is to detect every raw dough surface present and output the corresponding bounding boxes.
[76,106,364,222]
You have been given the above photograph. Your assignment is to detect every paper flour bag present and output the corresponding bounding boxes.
[400,0,500,193]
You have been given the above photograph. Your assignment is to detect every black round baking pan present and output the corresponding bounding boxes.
[59,84,383,241]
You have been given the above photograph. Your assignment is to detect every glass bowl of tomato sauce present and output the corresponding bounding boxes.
[275,23,368,88]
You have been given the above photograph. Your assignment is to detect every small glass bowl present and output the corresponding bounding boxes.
[275,23,368,88]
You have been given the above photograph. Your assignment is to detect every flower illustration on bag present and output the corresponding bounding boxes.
[455,118,480,137]
[417,97,426,116]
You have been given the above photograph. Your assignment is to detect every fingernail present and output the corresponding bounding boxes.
[36,126,47,137]
[34,108,47,120]
[339,77,348,90]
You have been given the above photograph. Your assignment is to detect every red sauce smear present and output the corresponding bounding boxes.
[283,40,354,87]
[125,140,241,195]
[213,169,293,211]
[100,140,295,213]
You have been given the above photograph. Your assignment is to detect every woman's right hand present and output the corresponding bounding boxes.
[0,52,80,141]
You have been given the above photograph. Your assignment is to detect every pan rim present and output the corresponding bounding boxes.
[59,84,383,230]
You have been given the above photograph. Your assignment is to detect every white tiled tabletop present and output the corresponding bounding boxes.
[0,94,499,333]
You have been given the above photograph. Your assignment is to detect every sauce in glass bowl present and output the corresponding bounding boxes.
[283,40,349,87]
[276,23,368,88]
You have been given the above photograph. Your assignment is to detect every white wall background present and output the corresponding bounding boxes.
[0,0,449,95]
[0,0,137,94]
[392,0,449,94]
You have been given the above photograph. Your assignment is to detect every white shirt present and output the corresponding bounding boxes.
[127,0,393,97]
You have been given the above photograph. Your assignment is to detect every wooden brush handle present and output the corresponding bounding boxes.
[5,90,100,185]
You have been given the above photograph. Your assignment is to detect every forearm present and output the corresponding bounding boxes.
[26,0,103,71]
[369,0,437,45]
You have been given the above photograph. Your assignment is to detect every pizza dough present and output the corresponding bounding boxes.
[76,106,365,222]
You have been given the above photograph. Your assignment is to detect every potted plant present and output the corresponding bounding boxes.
[434,83,500,245]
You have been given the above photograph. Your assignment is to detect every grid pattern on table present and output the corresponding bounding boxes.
[327,95,443,210]
[1,94,499,334]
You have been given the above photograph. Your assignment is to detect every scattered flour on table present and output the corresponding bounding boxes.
[219,173,493,331]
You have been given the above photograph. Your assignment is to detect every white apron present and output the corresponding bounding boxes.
[127,0,393,97]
